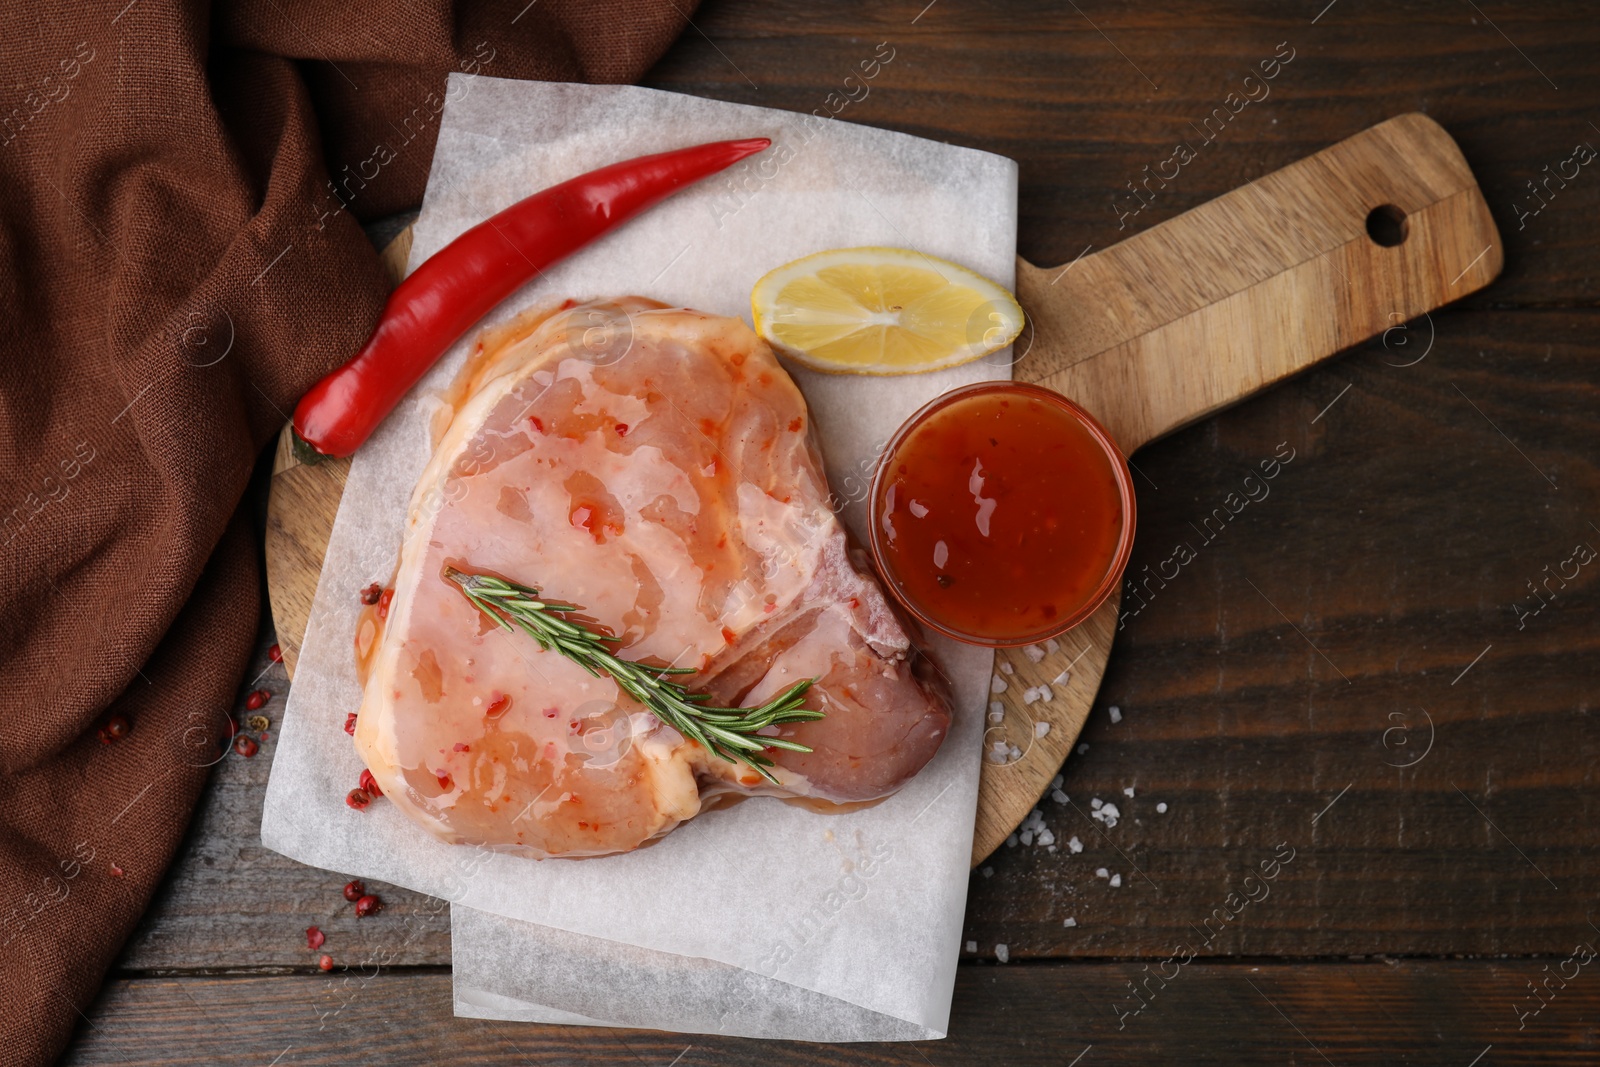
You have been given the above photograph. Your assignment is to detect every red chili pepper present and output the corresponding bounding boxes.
[291,137,771,460]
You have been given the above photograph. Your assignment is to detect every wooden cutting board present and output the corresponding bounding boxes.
[264,113,1501,867]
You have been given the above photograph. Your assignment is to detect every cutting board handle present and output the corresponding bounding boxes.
[1014,113,1503,451]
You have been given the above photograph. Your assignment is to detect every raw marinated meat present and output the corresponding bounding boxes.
[353,298,951,857]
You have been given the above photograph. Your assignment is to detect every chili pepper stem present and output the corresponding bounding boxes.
[291,429,333,466]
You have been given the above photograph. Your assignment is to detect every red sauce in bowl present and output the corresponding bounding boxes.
[869,381,1135,646]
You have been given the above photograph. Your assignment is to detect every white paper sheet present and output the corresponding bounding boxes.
[261,75,1017,1041]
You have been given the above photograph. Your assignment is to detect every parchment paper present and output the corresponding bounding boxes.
[261,75,1017,1041]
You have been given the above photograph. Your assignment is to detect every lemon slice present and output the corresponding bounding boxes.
[750,247,1024,375]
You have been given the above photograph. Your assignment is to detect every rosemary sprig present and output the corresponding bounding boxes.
[445,568,821,782]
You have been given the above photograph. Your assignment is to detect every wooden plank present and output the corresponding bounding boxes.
[66,961,1600,1064]
[642,0,1600,309]
[128,306,1599,969]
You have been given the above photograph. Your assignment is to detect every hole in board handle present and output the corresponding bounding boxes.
[1365,204,1408,247]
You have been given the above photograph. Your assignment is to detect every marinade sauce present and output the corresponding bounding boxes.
[869,382,1135,646]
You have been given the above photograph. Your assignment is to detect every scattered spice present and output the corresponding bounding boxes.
[346,788,372,811]
[354,893,382,918]
[377,589,393,619]
[109,864,124,878]
[360,582,383,605]
[268,643,283,663]
[359,769,382,797]
[245,689,271,711]
[318,954,334,972]
[344,712,358,735]
[247,714,270,731]
[98,714,130,744]
[343,879,366,902]
[306,926,325,950]
[233,735,259,758]
[485,693,511,719]
[614,422,629,436]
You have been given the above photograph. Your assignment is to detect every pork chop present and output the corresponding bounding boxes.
[353,298,951,858]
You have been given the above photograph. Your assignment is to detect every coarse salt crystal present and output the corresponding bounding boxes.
[1009,743,1022,761]
[1157,802,1168,813]
[1108,705,1122,723]
[1051,788,1068,804]
[966,940,977,952]
[1053,669,1071,686]
[1051,774,1064,790]
[1063,917,1077,928]
[1123,786,1135,798]
[1077,742,1090,754]
[1095,867,1109,879]
[1006,834,1019,848]
[1037,828,1055,846]
[1023,687,1041,706]
[1038,685,1054,703]
[1000,662,1014,675]
[1045,638,1061,654]
[1069,836,1083,853]
[1110,873,1123,888]
[1090,797,1103,810]
[1092,802,1121,828]
[987,750,1006,764]
[981,866,994,878]
[995,944,1009,963]
[1020,831,1034,846]
[991,675,1008,694]
[1023,644,1046,663]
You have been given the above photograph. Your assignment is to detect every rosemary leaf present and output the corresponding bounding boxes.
[445,568,822,782]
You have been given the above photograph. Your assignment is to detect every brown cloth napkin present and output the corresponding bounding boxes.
[0,2,693,1062]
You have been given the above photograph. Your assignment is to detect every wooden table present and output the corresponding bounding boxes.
[65,2,1600,1062]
